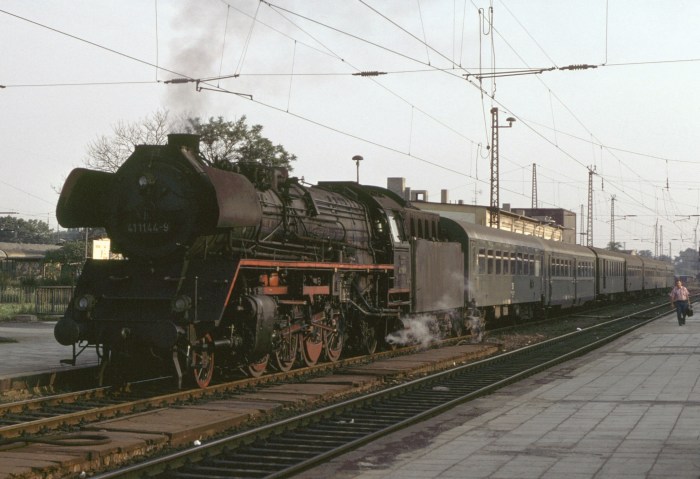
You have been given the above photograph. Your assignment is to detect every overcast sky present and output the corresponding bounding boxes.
[2,1,699,255]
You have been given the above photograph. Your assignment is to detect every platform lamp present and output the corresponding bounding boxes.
[352,155,363,183]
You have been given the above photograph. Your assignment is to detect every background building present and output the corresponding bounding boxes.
[387,177,572,243]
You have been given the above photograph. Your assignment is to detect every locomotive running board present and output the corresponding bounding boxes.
[236,258,394,271]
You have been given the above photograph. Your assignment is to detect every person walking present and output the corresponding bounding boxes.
[670,279,690,325]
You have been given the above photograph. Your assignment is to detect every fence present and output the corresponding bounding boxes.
[0,286,74,315]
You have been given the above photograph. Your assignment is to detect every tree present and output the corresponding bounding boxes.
[606,241,623,251]
[44,240,86,283]
[185,116,296,171]
[0,216,54,244]
[637,250,653,258]
[85,109,171,172]
[44,240,85,265]
[673,247,699,277]
[84,111,296,173]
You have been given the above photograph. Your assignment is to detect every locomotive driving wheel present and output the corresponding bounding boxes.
[191,334,215,388]
[246,354,269,378]
[359,319,378,355]
[273,330,298,372]
[323,311,344,362]
[300,326,323,367]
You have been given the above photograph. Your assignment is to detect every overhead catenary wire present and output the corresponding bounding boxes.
[2,4,696,251]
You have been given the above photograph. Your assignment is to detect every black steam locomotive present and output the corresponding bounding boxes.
[54,134,464,387]
[54,134,673,388]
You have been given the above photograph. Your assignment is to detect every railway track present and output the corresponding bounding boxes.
[0,297,673,443]
[0,334,467,443]
[87,301,671,479]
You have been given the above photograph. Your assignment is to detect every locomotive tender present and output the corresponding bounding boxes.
[54,134,674,387]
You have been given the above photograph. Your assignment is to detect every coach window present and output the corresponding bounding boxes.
[503,251,510,274]
[478,248,486,274]
[487,249,494,274]
[495,251,502,274]
[523,254,530,275]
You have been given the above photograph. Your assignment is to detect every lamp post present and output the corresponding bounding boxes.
[352,155,363,183]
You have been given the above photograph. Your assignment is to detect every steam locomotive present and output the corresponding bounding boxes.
[54,134,674,387]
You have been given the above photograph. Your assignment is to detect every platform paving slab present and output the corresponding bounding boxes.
[300,315,700,478]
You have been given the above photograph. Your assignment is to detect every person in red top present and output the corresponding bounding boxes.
[670,279,690,325]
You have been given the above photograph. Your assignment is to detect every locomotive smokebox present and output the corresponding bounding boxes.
[168,133,200,153]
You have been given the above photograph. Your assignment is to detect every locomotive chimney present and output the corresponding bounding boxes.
[168,134,200,153]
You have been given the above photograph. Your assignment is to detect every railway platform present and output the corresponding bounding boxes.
[0,318,97,394]
[306,311,700,478]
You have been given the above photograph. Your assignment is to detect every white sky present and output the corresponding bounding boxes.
[2,1,699,256]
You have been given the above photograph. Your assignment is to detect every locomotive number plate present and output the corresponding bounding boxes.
[127,222,170,233]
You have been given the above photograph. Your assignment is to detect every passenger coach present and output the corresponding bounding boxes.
[641,257,675,291]
[441,218,544,321]
[440,216,674,322]
[538,240,596,309]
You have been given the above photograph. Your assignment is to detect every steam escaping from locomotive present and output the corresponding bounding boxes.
[385,315,442,348]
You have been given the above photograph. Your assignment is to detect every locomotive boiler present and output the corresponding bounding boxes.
[54,134,466,387]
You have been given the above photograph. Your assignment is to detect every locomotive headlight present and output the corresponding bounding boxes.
[75,294,96,312]
[138,174,155,188]
[171,295,192,313]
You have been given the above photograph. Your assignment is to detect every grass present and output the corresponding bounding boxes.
[0,302,35,321]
